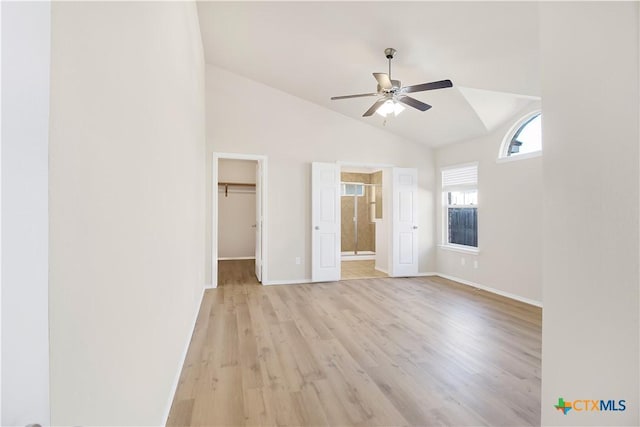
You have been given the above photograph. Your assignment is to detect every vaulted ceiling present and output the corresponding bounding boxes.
[196,1,540,147]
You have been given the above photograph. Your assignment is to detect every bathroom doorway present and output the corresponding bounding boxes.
[340,166,388,280]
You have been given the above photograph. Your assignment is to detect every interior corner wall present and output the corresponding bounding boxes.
[48,2,206,424]
[434,105,543,305]
[204,65,436,284]
[1,2,51,425]
[540,2,639,425]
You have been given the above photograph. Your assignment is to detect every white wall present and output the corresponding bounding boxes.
[205,65,437,284]
[218,158,256,183]
[1,2,51,425]
[540,2,639,425]
[218,159,256,258]
[48,2,206,425]
[434,105,543,305]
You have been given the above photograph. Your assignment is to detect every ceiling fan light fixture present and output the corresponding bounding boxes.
[393,101,405,116]
[376,99,405,117]
[330,48,452,117]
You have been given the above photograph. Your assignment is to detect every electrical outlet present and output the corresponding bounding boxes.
[460,257,466,266]
[474,260,479,269]
[295,257,301,265]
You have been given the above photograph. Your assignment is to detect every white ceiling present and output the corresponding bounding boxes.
[196,1,541,147]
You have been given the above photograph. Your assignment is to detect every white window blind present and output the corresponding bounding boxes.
[442,164,478,192]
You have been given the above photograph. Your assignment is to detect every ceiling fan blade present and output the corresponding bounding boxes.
[363,99,387,117]
[330,93,379,100]
[373,73,393,90]
[397,95,432,111]
[401,79,453,93]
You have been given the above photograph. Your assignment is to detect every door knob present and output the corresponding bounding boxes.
[314,226,320,230]
[412,226,418,229]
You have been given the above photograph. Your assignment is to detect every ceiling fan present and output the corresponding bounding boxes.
[331,48,453,117]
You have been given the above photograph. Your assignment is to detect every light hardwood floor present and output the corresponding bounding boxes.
[168,260,541,426]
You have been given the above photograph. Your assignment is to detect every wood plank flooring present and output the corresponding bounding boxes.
[168,260,541,426]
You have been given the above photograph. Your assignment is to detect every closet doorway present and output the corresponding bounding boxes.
[212,153,267,287]
[340,166,389,280]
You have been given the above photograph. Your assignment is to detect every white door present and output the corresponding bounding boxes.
[311,162,341,282]
[391,168,419,276]
[255,161,262,282]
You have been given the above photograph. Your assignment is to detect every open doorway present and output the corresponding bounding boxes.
[311,162,418,282]
[212,153,267,287]
[339,166,389,280]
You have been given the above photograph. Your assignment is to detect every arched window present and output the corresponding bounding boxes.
[500,112,542,160]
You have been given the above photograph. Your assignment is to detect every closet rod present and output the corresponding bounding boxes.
[218,182,256,197]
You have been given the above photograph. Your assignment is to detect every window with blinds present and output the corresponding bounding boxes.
[442,164,478,248]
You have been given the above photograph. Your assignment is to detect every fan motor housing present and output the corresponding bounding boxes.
[377,80,402,93]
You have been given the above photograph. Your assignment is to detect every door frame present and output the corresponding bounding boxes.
[212,152,268,287]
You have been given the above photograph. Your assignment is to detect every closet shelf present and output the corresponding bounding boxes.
[218,182,256,197]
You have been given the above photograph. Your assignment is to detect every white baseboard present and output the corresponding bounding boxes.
[162,285,206,425]
[209,271,541,308]
[434,273,543,307]
[218,256,255,261]
[204,283,215,289]
[262,279,313,286]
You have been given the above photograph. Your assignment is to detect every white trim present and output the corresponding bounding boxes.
[212,152,268,288]
[435,273,543,308]
[260,272,541,308]
[213,152,266,161]
[204,283,214,289]
[496,150,542,163]
[162,286,206,425]
[438,244,480,255]
[262,279,313,286]
[218,256,255,261]
[498,110,542,160]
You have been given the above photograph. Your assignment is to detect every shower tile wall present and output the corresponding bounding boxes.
[372,170,383,219]
[341,172,376,253]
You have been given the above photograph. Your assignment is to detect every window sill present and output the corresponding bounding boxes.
[439,244,480,255]
[496,151,542,163]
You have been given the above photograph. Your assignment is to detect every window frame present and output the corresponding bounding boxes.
[341,182,365,196]
[440,163,479,253]
[497,110,542,163]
